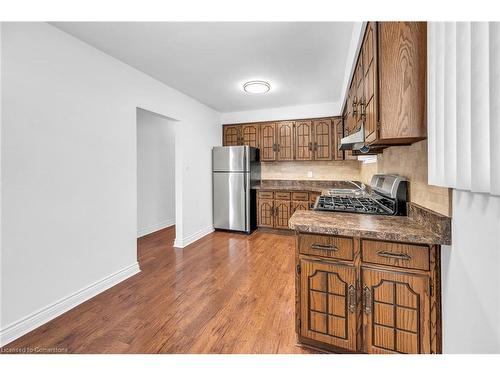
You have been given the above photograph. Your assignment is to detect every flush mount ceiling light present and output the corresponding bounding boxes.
[243,80,271,94]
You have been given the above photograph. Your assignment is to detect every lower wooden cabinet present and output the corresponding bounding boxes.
[295,233,442,354]
[299,259,358,351]
[362,268,431,354]
[257,190,315,229]
[291,201,309,215]
[257,199,274,228]
[274,200,291,229]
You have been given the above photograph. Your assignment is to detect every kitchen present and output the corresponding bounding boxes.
[211,22,449,354]
[0,6,499,371]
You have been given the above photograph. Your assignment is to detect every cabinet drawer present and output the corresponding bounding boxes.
[299,233,354,261]
[274,191,291,200]
[258,191,274,199]
[361,240,430,271]
[291,191,309,201]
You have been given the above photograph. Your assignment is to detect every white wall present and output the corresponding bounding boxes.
[220,101,339,124]
[0,22,220,345]
[137,109,176,237]
[441,190,500,353]
[0,22,3,337]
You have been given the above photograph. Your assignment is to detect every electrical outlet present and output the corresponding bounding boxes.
[307,171,313,178]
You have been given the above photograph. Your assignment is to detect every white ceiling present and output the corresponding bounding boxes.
[52,22,356,113]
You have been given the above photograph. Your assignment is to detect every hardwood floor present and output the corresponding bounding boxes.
[3,227,315,354]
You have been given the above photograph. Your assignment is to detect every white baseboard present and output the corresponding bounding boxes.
[137,218,175,238]
[173,225,214,248]
[0,262,140,347]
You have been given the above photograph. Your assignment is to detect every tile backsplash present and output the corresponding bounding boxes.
[360,140,451,217]
[261,160,362,181]
[261,140,451,217]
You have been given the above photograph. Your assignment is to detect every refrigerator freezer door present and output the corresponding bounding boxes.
[212,146,249,172]
[213,172,249,231]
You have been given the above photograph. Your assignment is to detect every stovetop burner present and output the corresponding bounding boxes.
[315,196,393,215]
[313,175,408,216]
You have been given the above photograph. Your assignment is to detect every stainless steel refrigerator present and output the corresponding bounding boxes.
[212,146,260,233]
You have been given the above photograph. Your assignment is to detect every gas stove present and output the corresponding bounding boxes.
[314,174,408,216]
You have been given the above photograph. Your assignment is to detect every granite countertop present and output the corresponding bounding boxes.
[289,209,451,245]
[252,180,363,194]
[252,185,327,193]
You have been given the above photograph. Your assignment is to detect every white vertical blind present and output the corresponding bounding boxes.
[444,23,457,187]
[428,22,500,196]
[490,23,500,196]
[427,22,437,185]
[456,22,472,190]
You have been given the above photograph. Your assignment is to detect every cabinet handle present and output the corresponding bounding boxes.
[348,284,356,313]
[314,142,318,151]
[377,251,412,261]
[352,96,358,117]
[311,243,338,251]
[277,143,281,152]
[272,143,277,152]
[360,99,366,119]
[363,285,371,314]
[308,142,313,151]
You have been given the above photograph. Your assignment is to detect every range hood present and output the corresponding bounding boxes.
[339,122,365,151]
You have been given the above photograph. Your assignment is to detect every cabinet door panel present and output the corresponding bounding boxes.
[257,199,274,228]
[362,268,431,354]
[223,126,240,146]
[363,22,375,77]
[378,22,426,140]
[365,98,377,144]
[294,121,313,160]
[332,117,344,160]
[276,122,294,161]
[300,259,357,351]
[291,201,308,215]
[260,123,277,161]
[313,119,332,160]
[241,124,260,148]
[342,113,358,161]
[274,200,291,229]
[345,88,357,136]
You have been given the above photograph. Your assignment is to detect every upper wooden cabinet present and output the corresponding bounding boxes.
[222,117,346,162]
[332,117,344,161]
[362,22,378,144]
[260,122,277,161]
[295,120,314,161]
[377,22,427,143]
[276,121,294,161]
[312,119,332,160]
[223,125,241,146]
[241,124,260,147]
[342,22,427,149]
[222,123,260,147]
